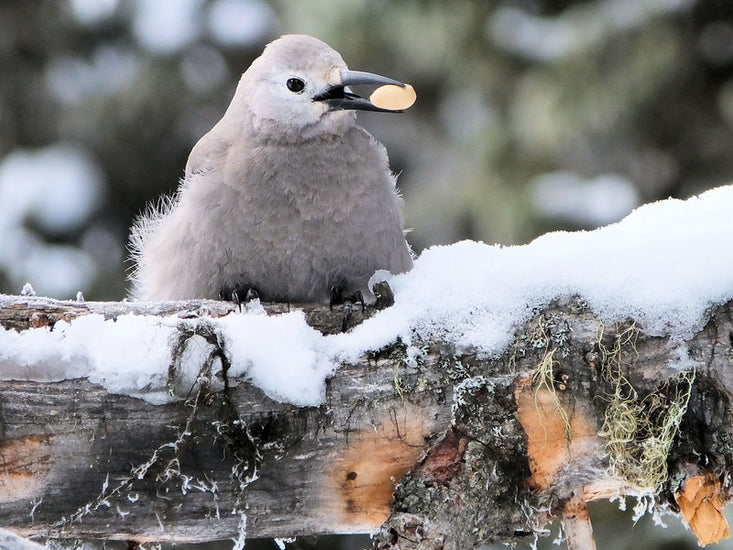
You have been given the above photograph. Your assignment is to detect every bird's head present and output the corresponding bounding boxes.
[236,34,411,140]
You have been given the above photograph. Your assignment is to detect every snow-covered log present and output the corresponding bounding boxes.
[0,296,730,549]
[2,186,733,549]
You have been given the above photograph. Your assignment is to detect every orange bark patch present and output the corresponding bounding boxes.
[328,405,432,529]
[515,377,598,491]
[0,435,53,503]
[675,474,730,546]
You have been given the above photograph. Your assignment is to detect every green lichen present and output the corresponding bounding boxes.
[528,318,572,443]
[598,322,695,493]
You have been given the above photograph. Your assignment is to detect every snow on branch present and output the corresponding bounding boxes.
[1,186,733,549]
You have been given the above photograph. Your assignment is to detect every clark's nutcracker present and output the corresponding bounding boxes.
[129,34,414,305]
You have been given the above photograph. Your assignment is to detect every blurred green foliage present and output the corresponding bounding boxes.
[2,0,733,300]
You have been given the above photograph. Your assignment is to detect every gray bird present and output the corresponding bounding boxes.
[129,34,413,304]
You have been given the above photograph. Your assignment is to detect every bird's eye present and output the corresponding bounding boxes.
[286,78,305,93]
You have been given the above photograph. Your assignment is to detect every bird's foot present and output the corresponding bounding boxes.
[329,286,365,311]
[329,286,365,332]
[219,284,260,311]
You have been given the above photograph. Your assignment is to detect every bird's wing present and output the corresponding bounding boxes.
[185,122,233,178]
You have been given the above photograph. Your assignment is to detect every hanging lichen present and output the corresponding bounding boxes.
[598,322,695,493]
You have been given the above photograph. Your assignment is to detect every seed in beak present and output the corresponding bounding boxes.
[369,84,417,111]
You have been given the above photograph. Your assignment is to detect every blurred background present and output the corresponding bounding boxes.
[4,0,733,301]
[2,0,733,548]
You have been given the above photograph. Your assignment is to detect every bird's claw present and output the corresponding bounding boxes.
[341,302,353,333]
[329,286,365,311]
[330,286,366,332]
[220,284,260,311]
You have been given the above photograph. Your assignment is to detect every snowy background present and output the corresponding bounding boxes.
[2,1,733,550]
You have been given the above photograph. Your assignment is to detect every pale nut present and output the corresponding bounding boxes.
[369,84,417,111]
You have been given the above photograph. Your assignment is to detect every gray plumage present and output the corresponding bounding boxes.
[129,34,413,303]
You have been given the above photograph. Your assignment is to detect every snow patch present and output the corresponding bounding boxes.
[2,186,733,406]
[221,309,334,406]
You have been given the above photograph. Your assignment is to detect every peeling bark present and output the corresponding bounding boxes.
[1,295,732,549]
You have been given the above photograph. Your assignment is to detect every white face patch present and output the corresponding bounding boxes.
[247,71,326,128]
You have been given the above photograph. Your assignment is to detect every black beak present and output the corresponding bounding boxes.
[313,70,408,113]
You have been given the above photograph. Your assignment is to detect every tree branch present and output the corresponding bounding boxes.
[1,295,732,549]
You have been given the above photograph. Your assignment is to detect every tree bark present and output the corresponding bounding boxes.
[1,294,732,549]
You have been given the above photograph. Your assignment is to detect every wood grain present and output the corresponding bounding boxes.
[1,295,732,549]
